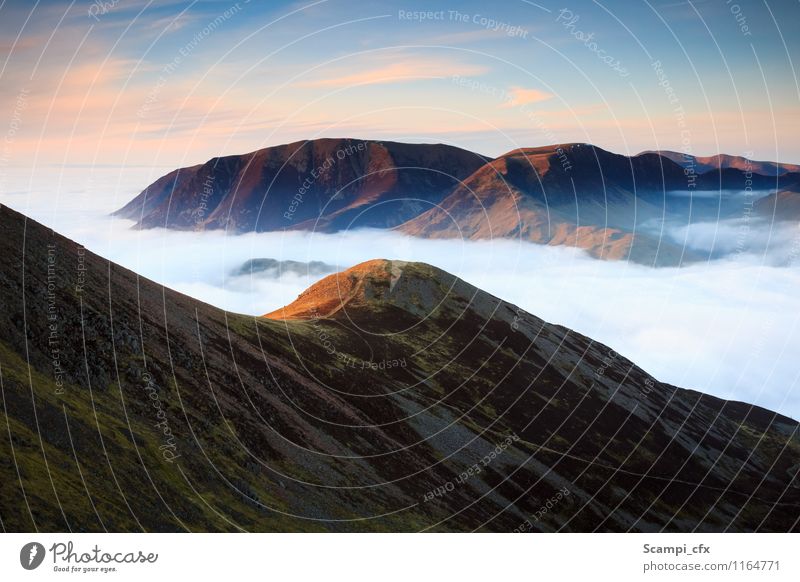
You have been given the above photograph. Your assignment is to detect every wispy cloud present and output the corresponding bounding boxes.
[500,86,554,108]
[297,57,488,88]
[145,12,200,34]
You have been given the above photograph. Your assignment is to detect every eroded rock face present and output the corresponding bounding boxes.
[2,206,799,533]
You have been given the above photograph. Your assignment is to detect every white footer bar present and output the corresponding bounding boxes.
[1,533,796,581]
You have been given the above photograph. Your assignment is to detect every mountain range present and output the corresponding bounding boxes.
[2,204,799,532]
[116,139,800,267]
[115,139,489,233]
[644,150,800,176]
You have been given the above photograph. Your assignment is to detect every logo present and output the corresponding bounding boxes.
[20,542,46,570]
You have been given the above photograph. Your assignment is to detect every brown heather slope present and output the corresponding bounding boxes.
[398,144,800,265]
[264,259,394,320]
[398,144,694,265]
[115,138,489,233]
[2,205,799,532]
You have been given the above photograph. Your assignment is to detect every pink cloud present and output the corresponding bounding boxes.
[500,86,554,108]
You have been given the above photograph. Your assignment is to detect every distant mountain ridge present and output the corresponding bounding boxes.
[643,150,800,176]
[116,139,800,266]
[115,138,490,233]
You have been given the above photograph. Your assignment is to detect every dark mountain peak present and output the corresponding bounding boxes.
[115,138,489,233]
[494,142,596,173]
[502,142,592,156]
[484,143,686,186]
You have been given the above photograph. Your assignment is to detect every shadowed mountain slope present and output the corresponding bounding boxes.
[398,144,697,265]
[115,138,489,233]
[116,140,800,266]
[1,205,798,532]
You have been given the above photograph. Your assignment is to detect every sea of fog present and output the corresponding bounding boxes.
[1,166,799,420]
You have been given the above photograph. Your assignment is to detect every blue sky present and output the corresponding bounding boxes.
[2,1,800,418]
[1,0,798,167]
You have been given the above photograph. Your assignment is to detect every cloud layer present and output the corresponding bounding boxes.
[3,166,799,420]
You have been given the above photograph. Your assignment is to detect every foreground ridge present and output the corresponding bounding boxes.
[1,204,799,533]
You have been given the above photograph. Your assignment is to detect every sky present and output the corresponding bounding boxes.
[1,0,799,172]
[1,1,799,418]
